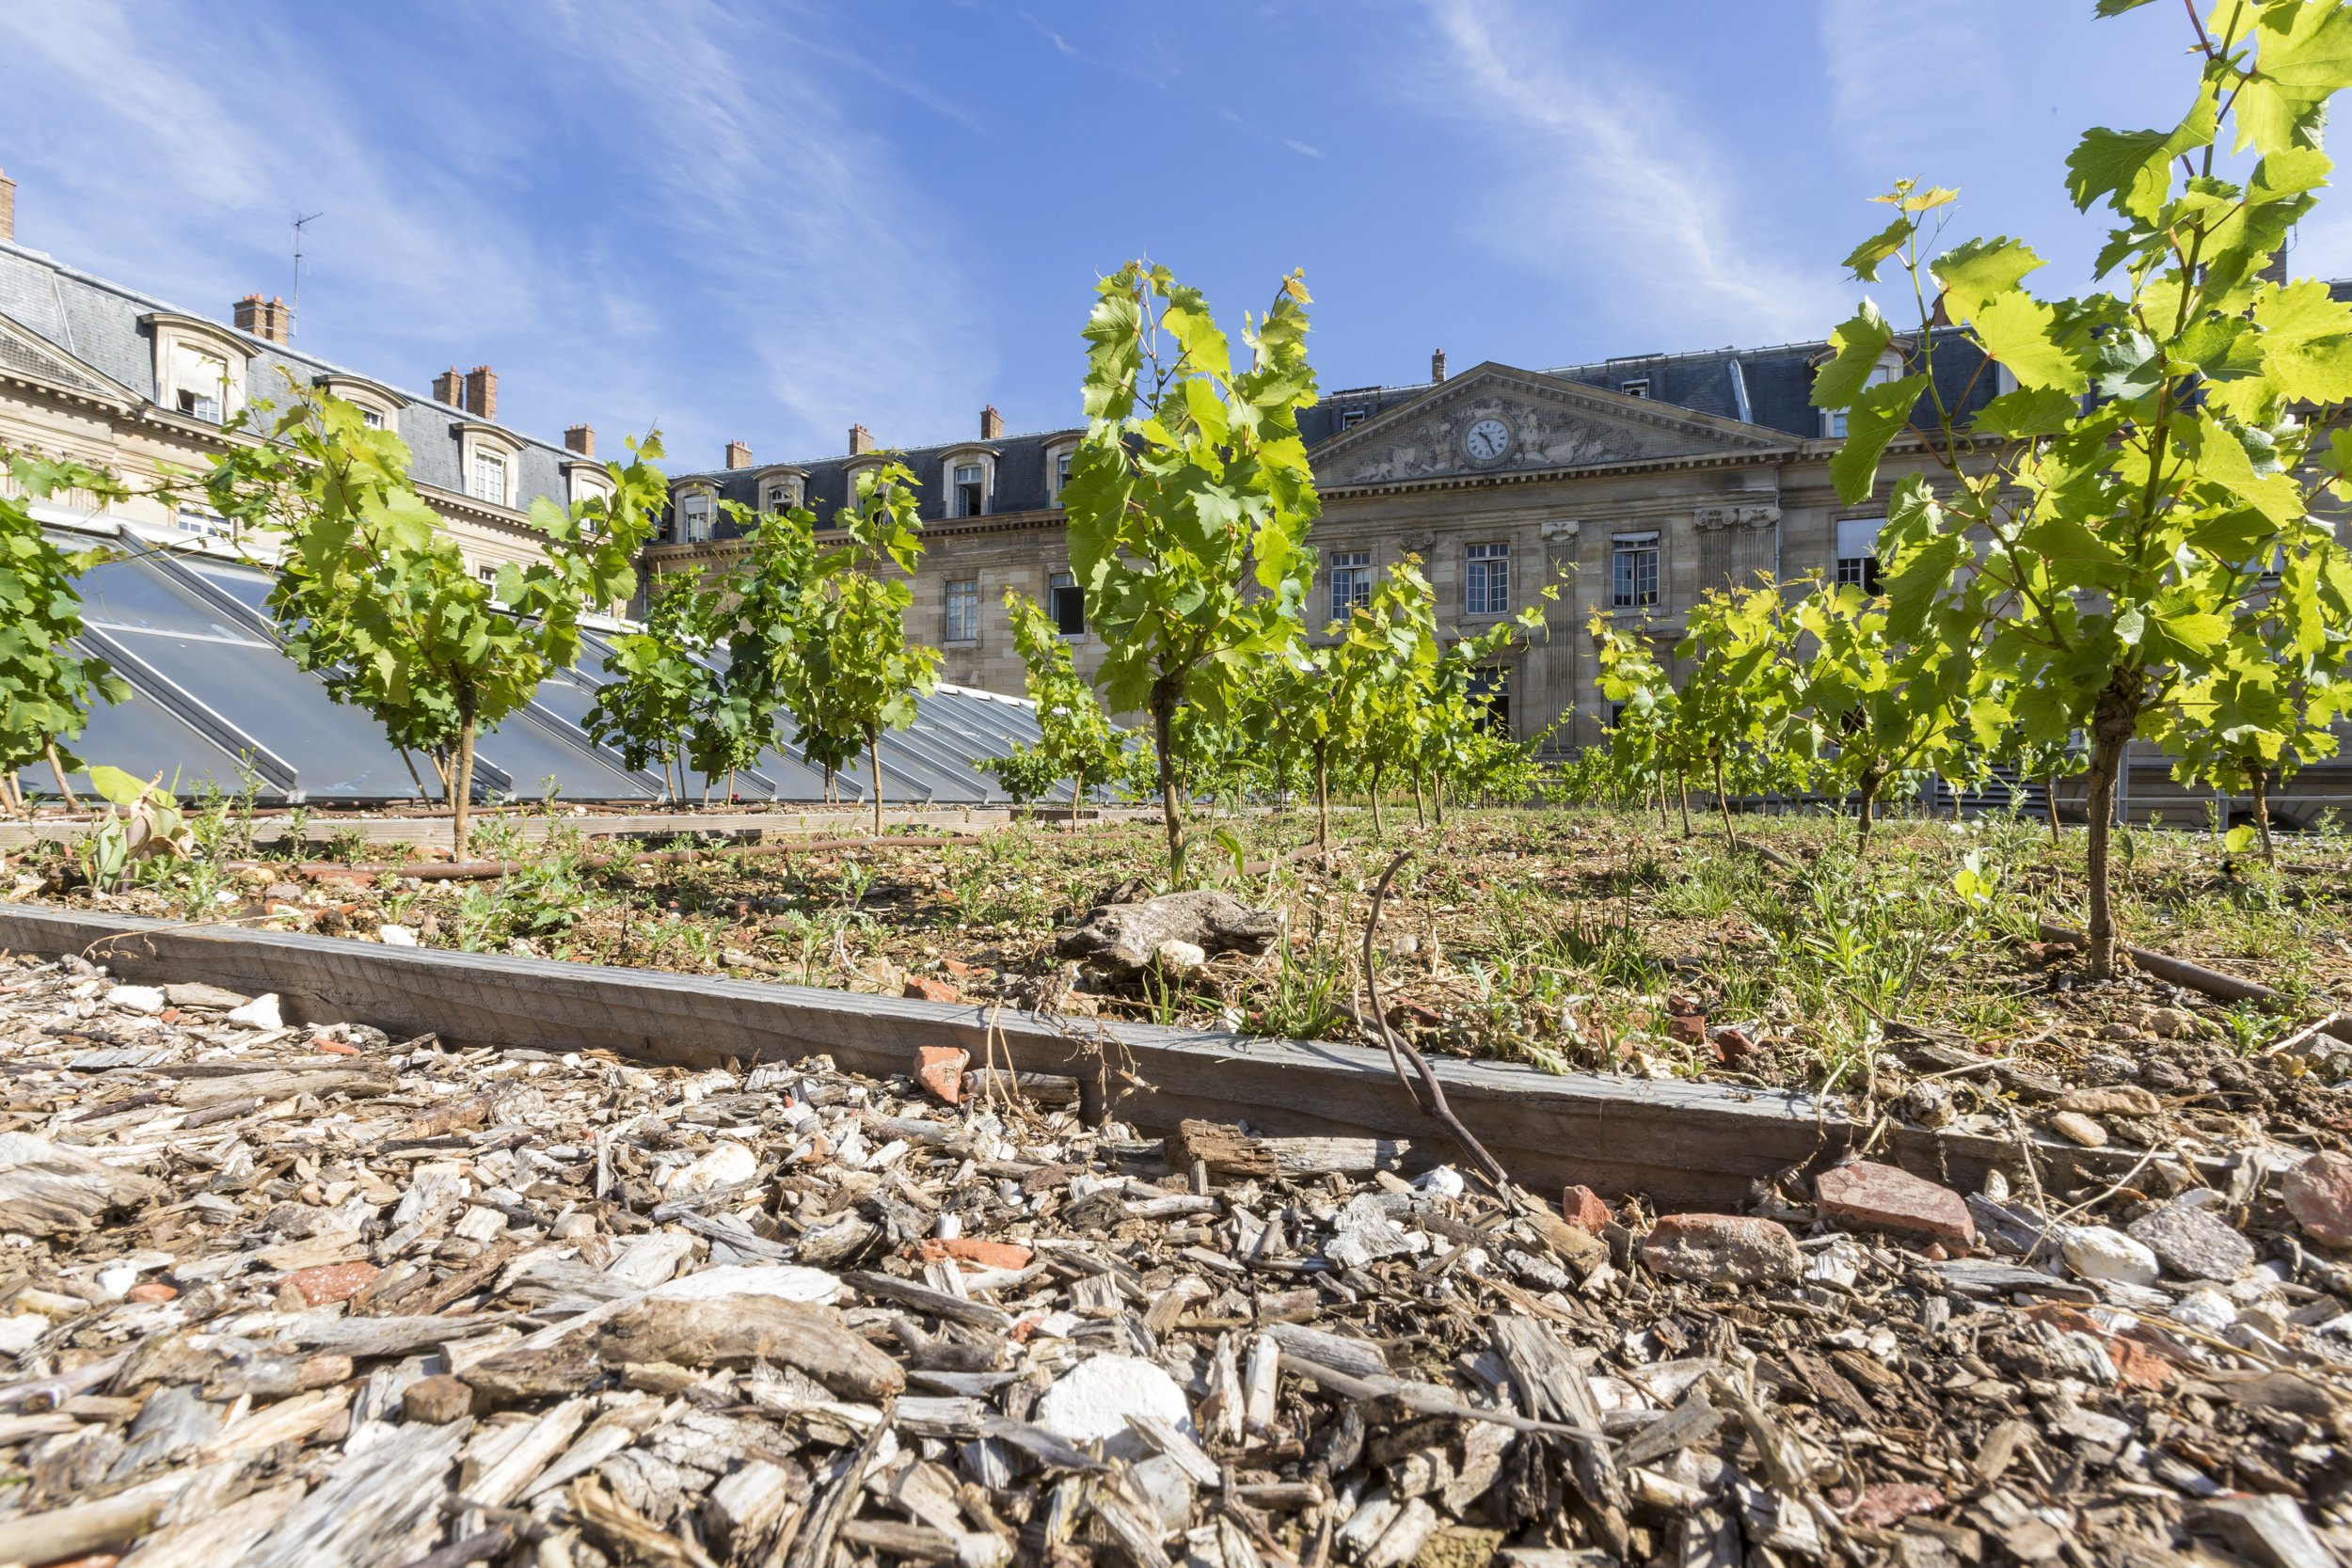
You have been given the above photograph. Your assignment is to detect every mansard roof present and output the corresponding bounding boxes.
[0,237,583,516]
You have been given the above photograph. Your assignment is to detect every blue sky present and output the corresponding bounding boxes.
[0,2,2276,470]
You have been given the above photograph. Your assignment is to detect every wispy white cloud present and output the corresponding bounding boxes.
[1016,9,1079,57]
[0,0,989,466]
[1284,139,1327,161]
[1819,1,1991,159]
[1401,0,1843,346]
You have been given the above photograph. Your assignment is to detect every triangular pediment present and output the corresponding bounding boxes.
[1311,362,1784,488]
[0,310,136,406]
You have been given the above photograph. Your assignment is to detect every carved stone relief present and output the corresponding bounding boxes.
[1693,503,1781,531]
[1325,392,1666,485]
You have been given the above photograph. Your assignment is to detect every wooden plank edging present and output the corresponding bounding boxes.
[0,904,2099,1207]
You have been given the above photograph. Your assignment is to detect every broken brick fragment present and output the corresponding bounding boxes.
[904,976,961,1005]
[914,1046,970,1105]
[1561,1184,1613,1232]
[280,1259,380,1307]
[920,1237,1034,1271]
[1815,1161,1975,1246]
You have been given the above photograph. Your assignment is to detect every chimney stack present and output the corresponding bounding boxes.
[981,404,1004,440]
[234,294,291,345]
[564,423,596,457]
[463,365,498,420]
[725,438,754,469]
[1431,349,1447,383]
[849,422,874,455]
[0,168,14,244]
[433,368,464,407]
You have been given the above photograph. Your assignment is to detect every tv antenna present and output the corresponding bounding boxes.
[290,211,325,342]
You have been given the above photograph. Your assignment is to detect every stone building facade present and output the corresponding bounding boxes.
[645,338,1998,753]
[0,169,609,588]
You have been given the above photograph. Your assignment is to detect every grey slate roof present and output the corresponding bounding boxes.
[0,237,581,516]
[671,332,2006,544]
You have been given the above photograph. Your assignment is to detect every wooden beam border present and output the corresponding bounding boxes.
[0,904,2113,1207]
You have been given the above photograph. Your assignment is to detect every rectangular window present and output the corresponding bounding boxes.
[1050,570,1086,637]
[945,578,979,642]
[469,451,509,508]
[1619,378,1650,399]
[174,502,231,539]
[680,496,712,543]
[358,407,385,430]
[954,462,985,518]
[1825,360,1899,438]
[764,483,797,514]
[171,343,226,422]
[1056,451,1073,494]
[1465,542,1511,617]
[477,563,503,607]
[1328,550,1372,622]
[1835,517,1883,594]
[1468,665,1510,736]
[1340,406,1369,429]
[1606,700,1628,729]
[1611,531,1660,610]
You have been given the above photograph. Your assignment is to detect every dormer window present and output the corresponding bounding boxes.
[359,407,384,430]
[1340,406,1370,429]
[761,475,802,514]
[1619,378,1650,399]
[1045,440,1079,504]
[470,449,510,507]
[147,314,248,426]
[455,423,525,513]
[312,373,406,436]
[938,449,994,520]
[1824,352,1905,438]
[677,489,715,544]
[173,344,227,420]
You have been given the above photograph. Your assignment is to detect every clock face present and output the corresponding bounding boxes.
[1464,417,1512,463]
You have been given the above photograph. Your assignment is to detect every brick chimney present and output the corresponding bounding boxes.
[463,365,498,420]
[433,368,463,406]
[1432,348,1447,383]
[981,404,1004,439]
[0,168,14,244]
[849,422,874,455]
[564,423,596,457]
[267,296,290,342]
[725,438,753,469]
[233,294,291,345]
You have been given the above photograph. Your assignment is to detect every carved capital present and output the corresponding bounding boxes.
[1697,503,1780,531]
[1398,529,1438,554]
[1540,519,1581,545]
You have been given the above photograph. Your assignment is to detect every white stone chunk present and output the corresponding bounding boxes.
[1034,1354,1195,1460]
[2060,1225,2160,1288]
[226,993,283,1031]
[107,985,167,1015]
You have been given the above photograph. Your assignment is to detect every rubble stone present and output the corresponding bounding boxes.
[279,1260,380,1307]
[2062,1225,2161,1287]
[1639,1213,1801,1285]
[913,1045,969,1105]
[1034,1354,1194,1460]
[2127,1200,2255,1280]
[2284,1150,2352,1248]
[403,1374,476,1424]
[2056,1085,2160,1117]
[1561,1184,1613,1232]
[225,992,282,1030]
[2048,1111,2110,1148]
[1815,1161,1975,1245]
[107,985,166,1015]
[903,975,961,1004]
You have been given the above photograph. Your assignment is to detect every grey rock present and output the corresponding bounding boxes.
[2128,1200,2256,1281]
[1057,889,1279,973]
